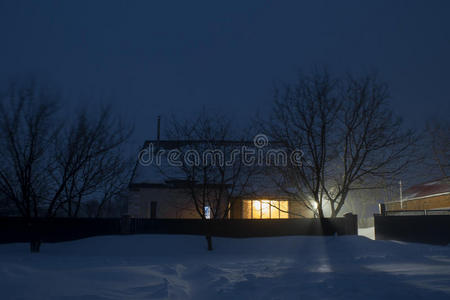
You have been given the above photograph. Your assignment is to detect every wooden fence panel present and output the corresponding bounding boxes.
[374,214,450,245]
[0,214,358,244]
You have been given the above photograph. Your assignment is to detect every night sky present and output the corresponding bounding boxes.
[1,0,449,149]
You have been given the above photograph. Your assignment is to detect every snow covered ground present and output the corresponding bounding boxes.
[358,226,375,240]
[1,234,449,299]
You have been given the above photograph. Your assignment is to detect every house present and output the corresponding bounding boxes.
[128,140,313,219]
[384,178,450,211]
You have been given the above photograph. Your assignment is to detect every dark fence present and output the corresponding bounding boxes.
[374,212,450,245]
[0,213,357,244]
[0,217,121,243]
[128,213,358,237]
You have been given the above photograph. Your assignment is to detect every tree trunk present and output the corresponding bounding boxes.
[30,241,41,253]
[28,220,41,253]
[206,235,213,251]
[205,220,213,251]
[317,205,325,219]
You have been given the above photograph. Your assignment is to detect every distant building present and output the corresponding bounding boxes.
[385,178,450,211]
[128,140,313,219]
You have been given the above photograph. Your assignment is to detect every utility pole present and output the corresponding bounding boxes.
[399,180,403,209]
[156,115,161,150]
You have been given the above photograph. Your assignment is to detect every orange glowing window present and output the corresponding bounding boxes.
[279,201,289,218]
[261,200,270,218]
[242,200,289,219]
[253,200,262,218]
[243,200,252,219]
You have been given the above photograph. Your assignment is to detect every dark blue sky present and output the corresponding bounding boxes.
[1,0,449,148]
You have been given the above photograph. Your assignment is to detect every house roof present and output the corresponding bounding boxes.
[130,139,289,198]
[403,178,450,200]
[132,140,256,185]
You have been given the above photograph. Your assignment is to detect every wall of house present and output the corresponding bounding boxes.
[128,187,230,219]
[289,201,314,218]
[385,193,450,211]
[230,199,243,218]
[128,188,199,218]
[129,188,316,219]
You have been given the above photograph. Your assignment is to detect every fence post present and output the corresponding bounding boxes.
[120,214,131,234]
[379,203,386,216]
[344,213,358,235]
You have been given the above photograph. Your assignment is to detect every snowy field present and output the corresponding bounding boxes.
[358,226,375,240]
[1,233,449,300]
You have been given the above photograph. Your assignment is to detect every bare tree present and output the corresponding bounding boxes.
[0,80,134,219]
[426,118,450,179]
[164,112,256,249]
[0,81,60,218]
[165,112,255,220]
[263,69,419,218]
[48,107,133,217]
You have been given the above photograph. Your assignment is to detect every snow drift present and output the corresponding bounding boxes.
[0,234,449,299]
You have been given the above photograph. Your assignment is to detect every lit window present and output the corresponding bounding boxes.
[243,201,252,219]
[261,200,270,218]
[253,200,262,218]
[242,200,289,219]
[270,200,280,218]
[279,201,289,218]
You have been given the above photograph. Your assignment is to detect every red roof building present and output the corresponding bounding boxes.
[385,178,450,211]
